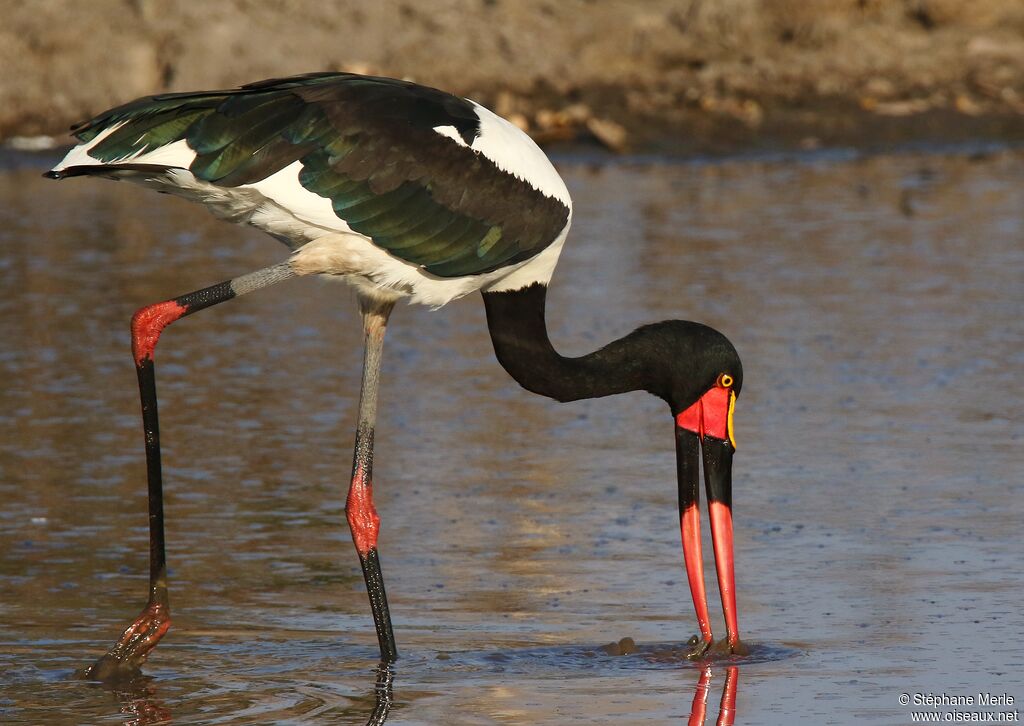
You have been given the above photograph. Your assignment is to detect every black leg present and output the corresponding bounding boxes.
[84,262,293,681]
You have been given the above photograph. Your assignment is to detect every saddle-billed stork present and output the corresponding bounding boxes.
[46,72,745,679]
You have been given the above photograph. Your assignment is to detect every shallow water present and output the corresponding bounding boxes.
[0,146,1021,724]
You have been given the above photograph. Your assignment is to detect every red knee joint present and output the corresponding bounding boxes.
[131,301,187,365]
[346,466,381,556]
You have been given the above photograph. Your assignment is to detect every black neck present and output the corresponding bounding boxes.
[482,284,664,404]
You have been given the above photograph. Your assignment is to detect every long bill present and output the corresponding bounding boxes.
[675,387,744,655]
[701,435,740,651]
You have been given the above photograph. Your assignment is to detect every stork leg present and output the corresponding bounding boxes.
[346,294,398,663]
[84,262,294,681]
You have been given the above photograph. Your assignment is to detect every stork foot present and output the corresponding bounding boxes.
[711,637,750,657]
[684,634,714,660]
[80,598,171,682]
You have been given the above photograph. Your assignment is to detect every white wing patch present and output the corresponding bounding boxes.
[127,139,197,168]
[432,125,470,148]
[51,127,198,172]
[49,123,125,172]
[243,161,352,234]
[469,101,572,208]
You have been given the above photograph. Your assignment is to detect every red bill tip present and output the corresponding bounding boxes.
[681,503,714,644]
[708,501,739,646]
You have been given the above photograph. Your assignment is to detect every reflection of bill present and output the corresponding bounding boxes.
[106,679,171,726]
[689,666,739,726]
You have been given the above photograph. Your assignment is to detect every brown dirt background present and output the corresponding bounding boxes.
[2,0,1023,152]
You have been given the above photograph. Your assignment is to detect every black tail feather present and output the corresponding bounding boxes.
[43,163,179,181]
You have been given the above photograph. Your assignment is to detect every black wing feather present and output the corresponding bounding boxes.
[71,72,569,278]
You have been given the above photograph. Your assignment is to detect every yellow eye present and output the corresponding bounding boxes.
[718,373,734,388]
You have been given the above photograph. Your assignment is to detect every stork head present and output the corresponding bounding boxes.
[650,320,746,655]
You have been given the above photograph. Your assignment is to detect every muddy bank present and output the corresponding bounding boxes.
[2,0,1024,152]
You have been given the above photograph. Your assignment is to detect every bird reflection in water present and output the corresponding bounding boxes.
[102,680,169,726]
[365,663,394,726]
[689,666,739,726]
[361,661,736,726]
[96,660,734,724]
[93,662,394,725]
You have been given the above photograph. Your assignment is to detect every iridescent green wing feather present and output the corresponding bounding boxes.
[74,73,569,278]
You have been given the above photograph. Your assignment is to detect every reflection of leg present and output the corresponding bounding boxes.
[84,262,294,681]
[346,295,398,663]
[715,666,739,726]
[688,667,713,726]
[365,663,394,726]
